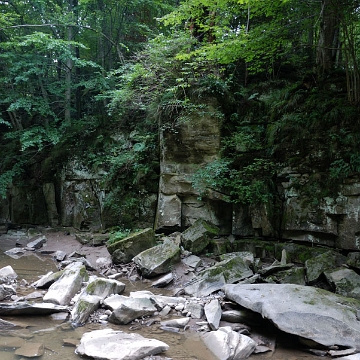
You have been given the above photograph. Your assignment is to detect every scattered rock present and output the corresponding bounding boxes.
[305,250,347,284]
[71,278,125,327]
[53,250,67,261]
[184,256,253,297]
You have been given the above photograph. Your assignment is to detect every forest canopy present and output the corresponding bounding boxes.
[1,0,360,225]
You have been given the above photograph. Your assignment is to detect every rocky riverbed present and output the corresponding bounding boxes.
[0,226,360,360]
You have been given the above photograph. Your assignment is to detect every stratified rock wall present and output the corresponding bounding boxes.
[155,99,232,234]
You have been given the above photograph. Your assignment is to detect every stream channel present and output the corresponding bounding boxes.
[0,234,321,360]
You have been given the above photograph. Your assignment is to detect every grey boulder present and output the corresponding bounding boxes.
[76,328,169,360]
[202,326,256,360]
[223,283,360,350]
[43,261,88,305]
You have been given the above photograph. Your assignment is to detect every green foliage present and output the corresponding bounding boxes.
[107,228,133,245]
[0,163,24,199]
[192,158,275,204]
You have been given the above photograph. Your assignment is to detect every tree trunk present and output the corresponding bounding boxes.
[316,0,339,74]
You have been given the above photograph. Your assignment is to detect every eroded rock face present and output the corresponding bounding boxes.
[223,283,360,350]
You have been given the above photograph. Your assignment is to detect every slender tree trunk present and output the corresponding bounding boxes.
[65,0,77,125]
[316,0,339,74]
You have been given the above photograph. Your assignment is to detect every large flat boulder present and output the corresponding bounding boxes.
[105,295,157,325]
[133,240,180,277]
[223,283,360,350]
[76,329,169,360]
[0,302,68,316]
[106,228,156,264]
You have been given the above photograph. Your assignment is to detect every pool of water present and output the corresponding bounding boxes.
[0,233,320,360]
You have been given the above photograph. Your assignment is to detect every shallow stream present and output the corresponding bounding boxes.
[0,234,320,360]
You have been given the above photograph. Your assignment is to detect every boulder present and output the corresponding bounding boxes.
[324,267,360,300]
[32,271,64,289]
[264,267,306,285]
[221,309,263,327]
[71,278,125,327]
[53,250,67,261]
[155,193,182,231]
[43,261,88,305]
[107,228,156,264]
[223,283,360,350]
[305,250,347,284]
[71,294,102,327]
[0,265,17,283]
[347,252,360,270]
[105,291,185,311]
[181,219,219,255]
[204,299,222,330]
[133,241,180,277]
[105,295,157,325]
[182,254,202,269]
[0,284,16,300]
[184,301,204,319]
[75,329,169,360]
[0,302,68,316]
[184,257,253,297]
[25,235,47,250]
[83,277,126,298]
[160,317,190,329]
[202,326,256,360]
[152,273,174,288]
